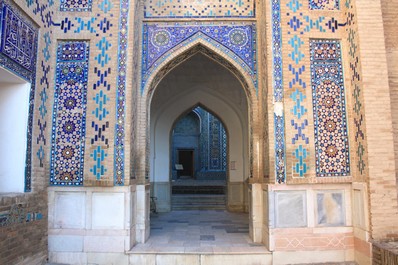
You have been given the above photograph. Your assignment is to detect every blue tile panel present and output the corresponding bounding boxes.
[114,0,130,185]
[144,0,254,18]
[142,23,257,94]
[208,112,227,171]
[271,0,286,183]
[50,41,90,186]
[60,0,93,12]
[309,0,339,10]
[0,0,39,191]
[310,39,350,177]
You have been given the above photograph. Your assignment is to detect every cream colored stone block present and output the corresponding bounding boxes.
[87,252,129,265]
[92,192,125,229]
[49,251,87,265]
[48,235,84,252]
[129,254,156,265]
[155,254,200,265]
[54,192,86,229]
[84,236,125,253]
[201,254,272,265]
[273,250,347,264]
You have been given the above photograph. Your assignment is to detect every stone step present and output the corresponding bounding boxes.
[129,253,272,265]
[171,194,226,210]
[172,185,226,194]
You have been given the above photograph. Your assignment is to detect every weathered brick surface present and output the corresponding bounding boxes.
[0,191,48,265]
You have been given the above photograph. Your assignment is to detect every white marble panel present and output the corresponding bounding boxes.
[48,235,83,252]
[84,236,125,253]
[92,192,124,229]
[316,191,345,226]
[275,191,307,228]
[54,192,85,229]
[87,252,129,265]
[49,252,87,265]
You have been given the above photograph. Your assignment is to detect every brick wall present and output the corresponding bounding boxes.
[0,191,48,265]
[381,0,398,199]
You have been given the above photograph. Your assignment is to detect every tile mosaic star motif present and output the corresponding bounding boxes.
[310,39,350,177]
[309,0,339,10]
[142,23,257,94]
[60,0,93,12]
[144,0,254,18]
[50,41,89,186]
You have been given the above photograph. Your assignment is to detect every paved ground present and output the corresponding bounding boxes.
[130,210,268,254]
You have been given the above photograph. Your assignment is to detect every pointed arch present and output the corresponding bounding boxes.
[142,34,257,105]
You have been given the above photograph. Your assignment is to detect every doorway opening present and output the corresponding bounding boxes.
[170,106,227,210]
[177,149,194,179]
[149,50,250,212]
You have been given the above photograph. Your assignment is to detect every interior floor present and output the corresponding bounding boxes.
[130,210,268,254]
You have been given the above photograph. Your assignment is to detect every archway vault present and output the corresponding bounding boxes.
[141,24,258,103]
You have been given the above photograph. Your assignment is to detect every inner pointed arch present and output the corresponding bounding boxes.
[143,38,257,103]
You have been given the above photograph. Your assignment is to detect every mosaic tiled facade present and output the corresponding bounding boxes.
[142,23,257,94]
[271,0,286,183]
[0,0,39,191]
[310,39,350,177]
[309,0,339,10]
[50,41,89,186]
[60,0,92,12]
[144,0,255,18]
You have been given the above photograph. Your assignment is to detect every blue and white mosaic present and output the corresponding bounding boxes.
[144,0,255,18]
[271,0,286,183]
[0,0,39,191]
[60,0,93,12]
[142,23,257,94]
[309,0,339,10]
[114,0,130,185]
[50,41,89,186]
[310,39,350,177]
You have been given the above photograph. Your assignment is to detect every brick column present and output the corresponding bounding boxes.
[356,0,398,240]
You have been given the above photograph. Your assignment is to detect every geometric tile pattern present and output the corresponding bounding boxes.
[344,0,366,176]
[285,0,310,179]
[114,0,130,185]
[142,23,257,94]
[0,4,37,72]
[50,41,89,186]
[0,0,39,192]
[60,0,92,12]
[310,39,350,177]
[271,0,286,183]
[309,0,339,10]
[208,114,226,171]
[144,0,254,18]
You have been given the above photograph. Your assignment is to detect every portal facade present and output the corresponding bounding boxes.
[0,0,397,264]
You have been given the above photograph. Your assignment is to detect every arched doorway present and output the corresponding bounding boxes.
[149,52,250,213]
[170,106,228,210]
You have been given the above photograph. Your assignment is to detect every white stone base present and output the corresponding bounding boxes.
[48,186,136,265]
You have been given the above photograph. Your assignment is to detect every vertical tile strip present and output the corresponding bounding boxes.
[271,0,286,183]
[50,41,89,186]
[114,0,129,185]
[310,39,350,177]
